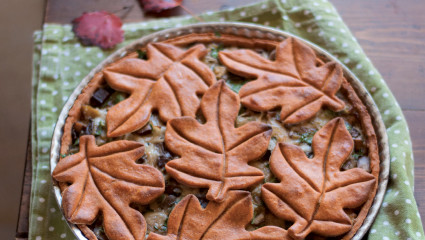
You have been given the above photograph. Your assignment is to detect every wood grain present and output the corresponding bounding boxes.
[15,125,31,239]
[332,0,425,226]
[332,0,425,111]
[17,0,425,238]
[44,0,258,23]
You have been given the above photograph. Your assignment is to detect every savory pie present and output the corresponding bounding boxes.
[53,32,379,240]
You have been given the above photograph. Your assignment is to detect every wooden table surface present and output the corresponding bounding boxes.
[16,0,425,238]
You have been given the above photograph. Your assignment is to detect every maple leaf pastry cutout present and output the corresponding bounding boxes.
[103,42,216,137]
[262,118,375,239]
[219,37,345,124]
[52,135,165,240]
[165,80,272,202]
[147,191,289,240]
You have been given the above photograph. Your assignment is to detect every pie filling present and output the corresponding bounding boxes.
[64,43,370,239]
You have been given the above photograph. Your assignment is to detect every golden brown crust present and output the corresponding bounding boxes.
[78,224,98,240]
[165,81,272,202]
[163,33,279,50]
[103,42,216,137]
[57,32,380,240]
[339,78,380,240]
[218,37,345,124]
[147,191,289,240]
[53,136,165,240]
[60,72,105,155]
[262,118,376,239]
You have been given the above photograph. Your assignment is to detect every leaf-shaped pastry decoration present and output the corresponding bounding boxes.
[147,191,289,240]
[52,135,165,240]
[104,42,216,137]
[219,37,345,124]
[262,118,375,239]
[165,80,272,202]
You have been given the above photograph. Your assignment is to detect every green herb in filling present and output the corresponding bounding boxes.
[162,215,169,231]
[251,213,257,224]
[94,121,105,136]
[225,72,250,93]
[100,91,128,108]
[351,149,364,160]
[137,49,147,60]
[113,93,126,104]
[210,45,223,59]
[78,42,367,238]
[73,138,80,146]
[299,131,316,145]
[268,176,278,183]
[227,79,250,93]
[345,121,352,131]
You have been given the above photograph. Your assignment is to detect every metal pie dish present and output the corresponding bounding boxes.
[50,22,390,240]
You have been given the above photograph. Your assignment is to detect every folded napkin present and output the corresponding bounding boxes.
[30,0,424,239]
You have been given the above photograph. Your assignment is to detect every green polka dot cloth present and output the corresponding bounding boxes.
[30,0,424,239]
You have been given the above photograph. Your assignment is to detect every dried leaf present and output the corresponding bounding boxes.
[140,0,183,13]
[104,42,216,137]
[262,118,375,239]
[219,37,345,124]
[72,11,124,49]
[147,191,288,240]
[52,135,165,240]
[165,80,272,202]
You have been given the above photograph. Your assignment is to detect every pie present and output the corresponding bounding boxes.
[53,32,380,240]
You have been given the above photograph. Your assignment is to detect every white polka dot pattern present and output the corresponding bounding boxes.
[29,1,423,239]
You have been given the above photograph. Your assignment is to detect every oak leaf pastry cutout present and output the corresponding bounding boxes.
[165,80,272,202]
[104,42,216,137]
[262,118,375,239]
[147,191,289,240]
[52,135,165,240]
[219,37,345,124]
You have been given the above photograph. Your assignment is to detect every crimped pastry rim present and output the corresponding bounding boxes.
[49,22,390,240]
